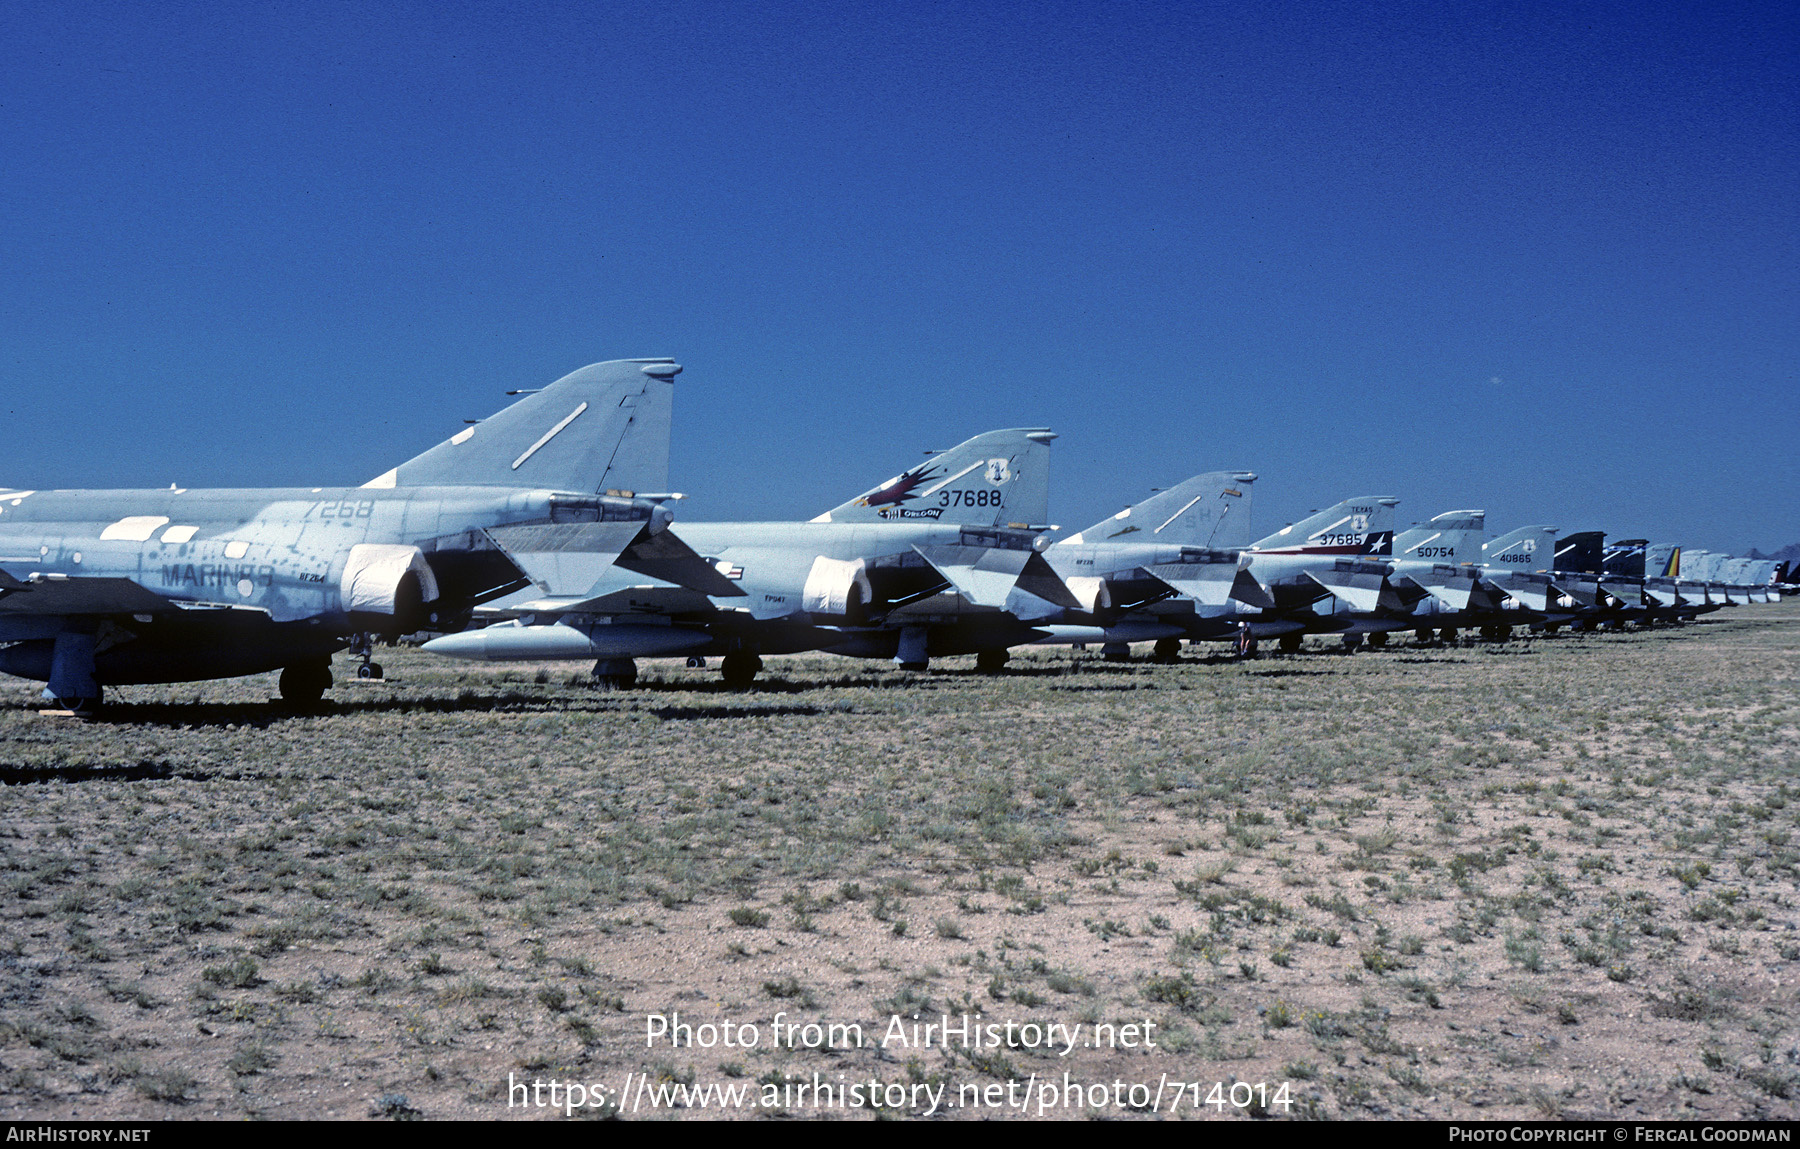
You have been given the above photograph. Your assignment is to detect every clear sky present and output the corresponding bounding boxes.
[4,1,1795,554]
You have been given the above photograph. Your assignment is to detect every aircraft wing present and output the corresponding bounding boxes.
[0,571,177,615]
[912,545,1080,621]
[485,522,744,600]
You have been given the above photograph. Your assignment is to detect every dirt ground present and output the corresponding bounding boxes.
[1,603,1796,1121]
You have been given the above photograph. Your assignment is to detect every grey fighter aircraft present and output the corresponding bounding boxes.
[1028,470,1266,661]
[1552,531,1639,629]
[910,484,1398,666]
[1330,510,1500,645]
[830,470,1264,669]
[1032,491,1402,659]
[1233,496,1401,652]
[1478,525,1571,626]
[0,358,714,711]
[422,428,1067,686]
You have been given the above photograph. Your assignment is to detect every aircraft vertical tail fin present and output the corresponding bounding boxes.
[1394,509,1485,566]
[1646,543,1680,579]
[1064,471,1256,547]
[1554,531,1606,577]
[1602,539,1648,580]
[814,428,1055,528]
[367,359,677,494]
[1482,526,1558,575]
[1249,496,1397,556]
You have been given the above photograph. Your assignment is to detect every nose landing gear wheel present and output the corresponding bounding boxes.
[348,633,383,681]
[51,692,104,718]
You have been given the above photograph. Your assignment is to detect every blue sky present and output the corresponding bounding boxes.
[4,1,1795,553]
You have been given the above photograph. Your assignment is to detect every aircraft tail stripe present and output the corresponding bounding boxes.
[1307,515,1353,540]
[1153,493,1209,535]
[511,403,589,470]
[913,459,987,499]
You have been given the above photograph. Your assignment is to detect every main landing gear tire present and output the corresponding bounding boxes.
[1278,634,1303,654]
[279,660,333,705]
[975,649,1010,674]
[591,658,638,690]
[1366,631,1388,648]
[1151,638,1182,663]
[721,652,762,689]
[356,662,384,680]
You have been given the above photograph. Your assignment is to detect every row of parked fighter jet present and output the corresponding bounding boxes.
[422,414,1790,687]
[0,359,1789,709]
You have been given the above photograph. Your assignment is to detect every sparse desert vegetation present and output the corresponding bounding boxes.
[0,605,1796,1119]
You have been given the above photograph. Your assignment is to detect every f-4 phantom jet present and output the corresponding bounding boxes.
[422,427,1064,686]
[929,470,1268,664]
[0,359,717,711]
[858,482,1396,666]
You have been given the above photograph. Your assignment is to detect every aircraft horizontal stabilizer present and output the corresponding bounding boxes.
[1468,579,1510,614]
[1643,585,1680,607]
[912,545,1080,621]
[1304,568,1388,613]
[486,522,744,600]
[1230,568,1277,609]
[1489,576,1550,612]
[1419,574,1474,612]
[1552,580,1601,608]
[1143,562,1238,606]
[612,529,747,597]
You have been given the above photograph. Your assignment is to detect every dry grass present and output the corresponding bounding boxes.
[0,604,1795,1119]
